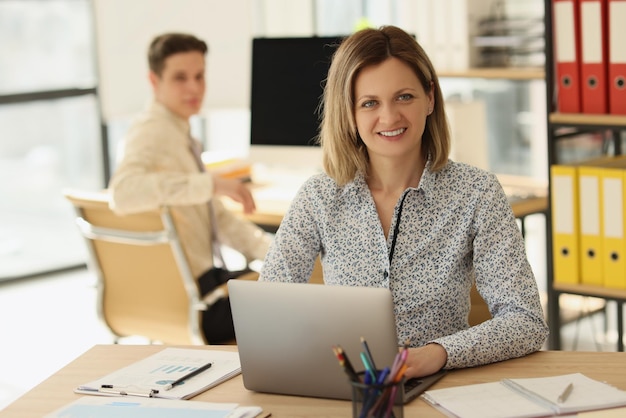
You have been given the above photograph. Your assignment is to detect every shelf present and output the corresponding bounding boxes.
[543,0,626,352]
[438,67,544,80]
[549,113,626,128]
[553,283,626,302]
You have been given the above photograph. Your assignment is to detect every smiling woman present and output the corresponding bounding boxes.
[352,56,434,236]
[353,57,432,178]
[259,25,548,380]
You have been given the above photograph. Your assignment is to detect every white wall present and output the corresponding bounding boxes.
[94,0,547,179]
[93,0,257,121]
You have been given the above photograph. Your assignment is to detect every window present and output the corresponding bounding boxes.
[0,0,103,280]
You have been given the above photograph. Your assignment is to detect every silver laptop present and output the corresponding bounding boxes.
[227,280,446,402]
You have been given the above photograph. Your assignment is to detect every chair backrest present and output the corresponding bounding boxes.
[63,189,207,345]
[469,284,491,326]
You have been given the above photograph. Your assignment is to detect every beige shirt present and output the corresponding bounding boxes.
[108,101,271,278]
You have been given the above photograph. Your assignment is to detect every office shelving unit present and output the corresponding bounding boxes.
[439,67,544,80]
[543,0,626,351]
[440,64,547,178]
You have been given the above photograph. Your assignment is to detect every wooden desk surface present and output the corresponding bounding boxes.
[230,173,548,230]
[2,345,625,417]
[243,196,549,229]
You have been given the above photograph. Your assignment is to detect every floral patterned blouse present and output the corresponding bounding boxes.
[259,160,548,369]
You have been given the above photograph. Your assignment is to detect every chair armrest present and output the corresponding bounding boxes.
[200,285,228,308]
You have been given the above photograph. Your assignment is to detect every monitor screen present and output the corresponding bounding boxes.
[250,36,344,148]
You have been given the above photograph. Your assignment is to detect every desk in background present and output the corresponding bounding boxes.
[2,345,625,417]
[226,170,548,234]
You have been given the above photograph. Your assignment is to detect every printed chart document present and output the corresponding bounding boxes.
[422,373,626,418]
[75,348,241,400]
[44,396,264,418]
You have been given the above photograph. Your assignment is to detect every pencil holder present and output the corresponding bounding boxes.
[350,371,403,418]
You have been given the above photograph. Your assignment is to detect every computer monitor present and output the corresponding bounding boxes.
[249,36,343,169]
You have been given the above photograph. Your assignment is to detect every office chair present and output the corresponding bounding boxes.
[64,189,221,345]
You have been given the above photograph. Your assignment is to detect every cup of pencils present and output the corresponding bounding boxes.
[350,370,403,418]
[333,339,407,418]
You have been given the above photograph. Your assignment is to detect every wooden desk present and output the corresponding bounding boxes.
[2,345,625,417]
[245,195,548,237]
[233,173,548,233]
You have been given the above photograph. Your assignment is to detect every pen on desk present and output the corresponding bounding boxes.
[163,361,213,391]
[557,382,574,403]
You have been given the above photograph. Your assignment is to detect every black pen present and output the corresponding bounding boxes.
[164,361,213,391]
[361,336,377,371]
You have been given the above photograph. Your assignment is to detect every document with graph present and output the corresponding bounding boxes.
[75,348,241,400]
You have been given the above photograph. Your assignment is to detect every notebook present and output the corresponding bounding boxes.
[422,372,626,418]
[227,280,446,402]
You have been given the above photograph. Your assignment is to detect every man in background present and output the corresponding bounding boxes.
[108,32,271,343]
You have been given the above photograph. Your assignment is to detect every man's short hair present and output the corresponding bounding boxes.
[148,33,208,76]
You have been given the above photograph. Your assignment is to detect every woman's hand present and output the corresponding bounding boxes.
[404,343,447,378]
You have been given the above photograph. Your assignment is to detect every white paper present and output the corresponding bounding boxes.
[423,381,548,418]
[504,373,626,415]
[44,396,262,418]
[75,348,241,400]
[422,373,626,418]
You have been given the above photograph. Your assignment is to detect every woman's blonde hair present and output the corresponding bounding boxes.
[318,25,450,185]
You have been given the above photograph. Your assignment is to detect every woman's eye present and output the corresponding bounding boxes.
[361,100,376,108]
[398,93,413,101]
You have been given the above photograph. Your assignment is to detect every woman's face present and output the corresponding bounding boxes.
[353,57,433,163]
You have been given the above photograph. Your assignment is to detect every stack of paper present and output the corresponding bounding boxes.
[45,396,264,418]
[204,157,253,181]
[75,348,241,400]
